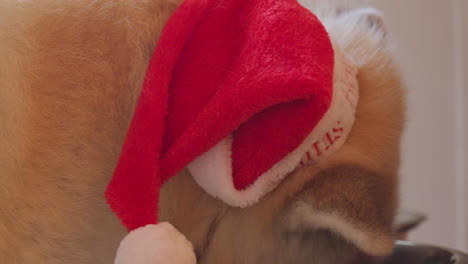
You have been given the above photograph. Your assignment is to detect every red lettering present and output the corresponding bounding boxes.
[326,133,334,145]
[332,127,344,141]
[313,142,323,156]
[323,134,333,151]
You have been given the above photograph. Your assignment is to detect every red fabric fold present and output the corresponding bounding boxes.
[106,0,334,231]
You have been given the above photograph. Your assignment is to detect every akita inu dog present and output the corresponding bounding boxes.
[0,0,405,263]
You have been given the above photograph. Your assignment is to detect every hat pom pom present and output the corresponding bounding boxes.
[115,223,197,264]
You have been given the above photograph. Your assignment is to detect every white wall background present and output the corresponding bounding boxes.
[338,0,468,252]
[464,0,468,251]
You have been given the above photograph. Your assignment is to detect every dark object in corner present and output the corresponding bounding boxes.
[375,241,468,264]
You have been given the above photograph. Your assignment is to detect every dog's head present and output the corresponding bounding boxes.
[160,2,405,264]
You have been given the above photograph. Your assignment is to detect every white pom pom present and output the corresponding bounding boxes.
[114,223,197,264]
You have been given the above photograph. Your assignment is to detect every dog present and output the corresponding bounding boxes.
[0,0,405,263]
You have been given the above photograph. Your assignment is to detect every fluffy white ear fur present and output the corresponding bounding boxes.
[283,202,394,257]
[346,7,388,37]
[115,223,196,264]
[300,1,389,65]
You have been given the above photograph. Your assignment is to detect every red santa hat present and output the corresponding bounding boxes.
[106,0,359,263]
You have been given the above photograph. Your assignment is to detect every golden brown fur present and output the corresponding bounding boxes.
[0,0,181,262]
[0,0,405,263]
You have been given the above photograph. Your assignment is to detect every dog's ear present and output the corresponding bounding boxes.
[339,7,387,37]
[279,165,397,257]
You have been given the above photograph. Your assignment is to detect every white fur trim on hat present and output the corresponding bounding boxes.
[188,43,359,207]
[115,223,196,264]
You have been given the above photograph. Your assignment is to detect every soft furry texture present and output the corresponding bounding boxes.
[115,223,196,264]
[159,1,405,264]
[187,46,359,208]
[0,0,181,263]
[0,0,405,263]
[282,165,396,256]
[106,0,335,231]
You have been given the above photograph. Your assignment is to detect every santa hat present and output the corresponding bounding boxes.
[105,0,358,263]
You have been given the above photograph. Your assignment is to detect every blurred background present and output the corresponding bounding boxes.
[335,0,468,252]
